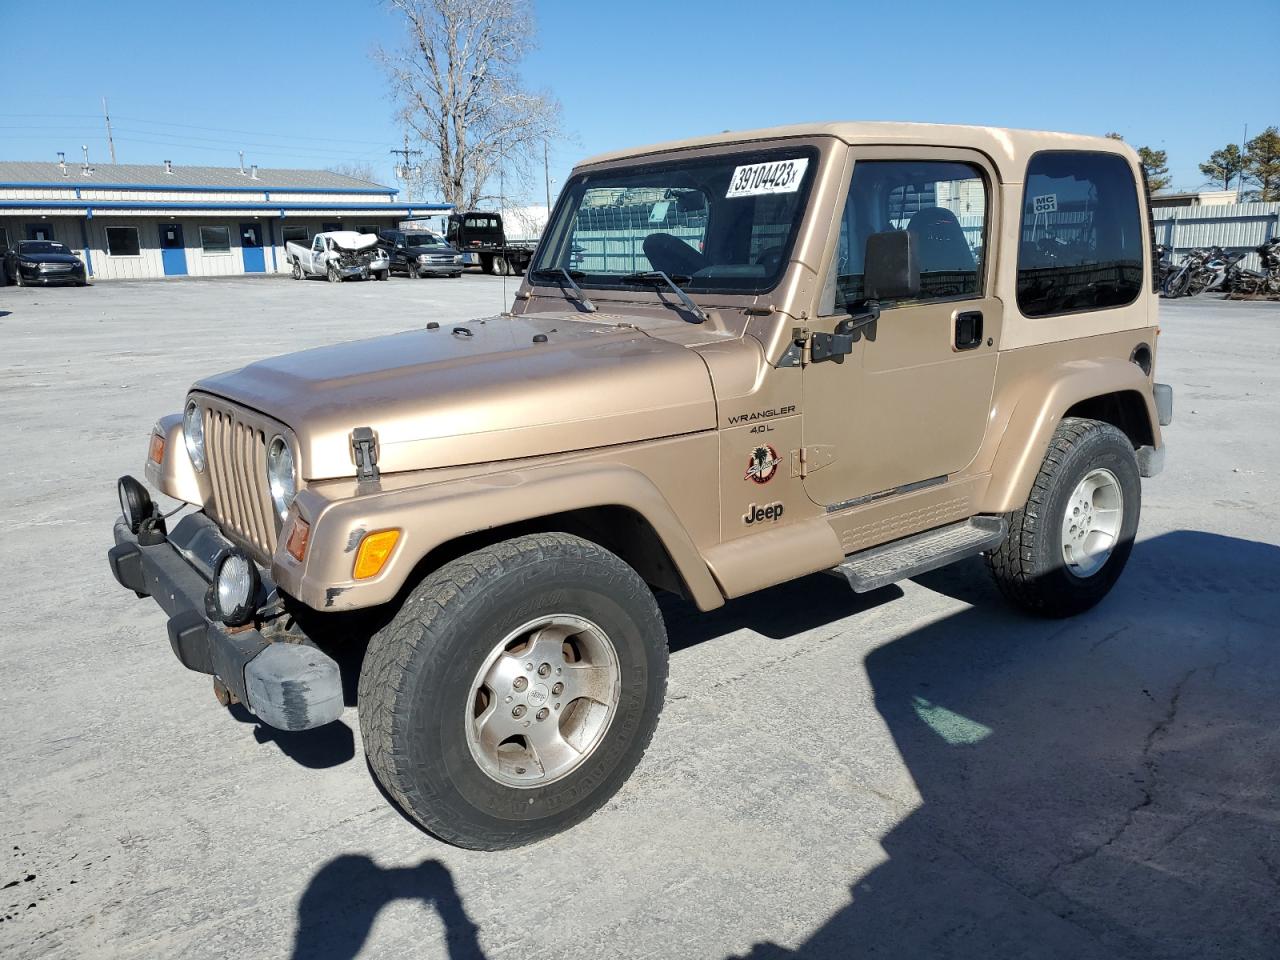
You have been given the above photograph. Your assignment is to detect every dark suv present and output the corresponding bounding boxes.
[4,240,88,286]
[376,230,463,279]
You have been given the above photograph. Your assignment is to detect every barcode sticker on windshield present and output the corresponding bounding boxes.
[726,158,809,198]
[1033,193,1058,214]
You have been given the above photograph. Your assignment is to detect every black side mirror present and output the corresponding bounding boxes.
[863,230,920,302]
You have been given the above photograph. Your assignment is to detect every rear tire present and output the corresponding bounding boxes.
[291,259,302,280]
[358,533,668,849]
[986,418,1141,618]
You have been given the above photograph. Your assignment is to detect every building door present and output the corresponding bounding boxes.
[26,223,55,241]
[239,222,265,273]
[159,223,188,276]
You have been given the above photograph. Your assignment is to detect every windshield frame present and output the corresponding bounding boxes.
[532,144,820,297]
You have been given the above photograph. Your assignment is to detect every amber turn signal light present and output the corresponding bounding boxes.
[353,529,400,580]
[148,433,165,464]
[285,517,310,562]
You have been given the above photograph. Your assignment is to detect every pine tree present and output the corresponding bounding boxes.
[1105,133,1172,192]
[1199,144,1245,191]
[1244,127,1280,202]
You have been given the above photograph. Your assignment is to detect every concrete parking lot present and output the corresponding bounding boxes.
[1,276,1278,959]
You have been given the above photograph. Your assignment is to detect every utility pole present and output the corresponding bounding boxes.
[1238,123,1248,202]
[544,141,551,214]
[102,96,116,164]
[390,132,423,201]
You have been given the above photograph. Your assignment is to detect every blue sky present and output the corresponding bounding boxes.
[2,0,1269,199]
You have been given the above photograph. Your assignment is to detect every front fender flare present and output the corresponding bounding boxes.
[276,462,724,613]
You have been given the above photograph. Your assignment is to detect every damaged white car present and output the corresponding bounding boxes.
[286,231,391,282]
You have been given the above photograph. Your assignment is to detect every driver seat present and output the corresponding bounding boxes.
[906,207,975,274]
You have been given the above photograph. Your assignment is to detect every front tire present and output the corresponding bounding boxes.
[358,533,668,849]
[327,263,341,283]
[986,418,1141,618]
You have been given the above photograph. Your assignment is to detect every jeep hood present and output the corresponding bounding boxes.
[194,314,716,479]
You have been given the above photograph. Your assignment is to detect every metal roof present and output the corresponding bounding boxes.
[0,160,395,192]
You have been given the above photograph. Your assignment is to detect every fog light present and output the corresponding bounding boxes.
[118,475,153,534]
[207,549,260,627]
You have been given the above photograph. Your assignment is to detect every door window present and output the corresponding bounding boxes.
[0,227,8,251]
[1016,151,1143,317]
[26,223,55,242]
[827,160,987,312]
[312,235,325,252]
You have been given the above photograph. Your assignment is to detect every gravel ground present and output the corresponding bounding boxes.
[1,277,1277,959]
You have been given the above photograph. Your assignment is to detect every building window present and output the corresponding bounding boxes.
[106,226,141,257]
[0,226,8,251]
[200,225,232,253]
[354,224,380,236]
[322,222,342,232]
[827,159,987,311]
[281,225,309,247]
[1017,151,1144,318]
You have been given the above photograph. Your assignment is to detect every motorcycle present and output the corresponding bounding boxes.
[1162,245,1245,298]
[1228,237,1280,297]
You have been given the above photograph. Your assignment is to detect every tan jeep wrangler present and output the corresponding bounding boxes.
[109,122,1173,849]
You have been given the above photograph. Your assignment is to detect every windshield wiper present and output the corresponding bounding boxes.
[618,271,708,323]
[529,267,596,313]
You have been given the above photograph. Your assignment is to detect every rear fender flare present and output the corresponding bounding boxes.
[981,358,1160,514]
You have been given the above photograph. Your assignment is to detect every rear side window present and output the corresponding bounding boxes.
[1017,151,1144,317]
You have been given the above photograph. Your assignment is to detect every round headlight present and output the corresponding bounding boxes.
[209,549,259,627]
[266,436,297,522]
[184,400,206,472]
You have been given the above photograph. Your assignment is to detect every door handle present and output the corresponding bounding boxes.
[954,310,983,351]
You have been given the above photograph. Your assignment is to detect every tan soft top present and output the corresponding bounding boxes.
[577,121,1138,182]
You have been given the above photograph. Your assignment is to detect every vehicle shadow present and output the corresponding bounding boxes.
[227,702,355,769]
[723,529,1280,959]
[290,854,484,960]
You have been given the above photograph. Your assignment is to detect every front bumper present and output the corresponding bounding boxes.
[416,260,463,275]
[25,268,85,285]
[107,512,343,731]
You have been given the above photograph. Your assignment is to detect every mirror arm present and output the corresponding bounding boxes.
[811,300,881,364]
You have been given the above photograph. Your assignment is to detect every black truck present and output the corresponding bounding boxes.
[443,212,537,275]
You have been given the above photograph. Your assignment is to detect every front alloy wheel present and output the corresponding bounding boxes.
[466,615,620,788]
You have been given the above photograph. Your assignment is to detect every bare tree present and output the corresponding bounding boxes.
[325,161,381,183]
[376,0,562,212]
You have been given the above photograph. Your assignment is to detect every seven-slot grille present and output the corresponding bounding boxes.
[203,405,278,556]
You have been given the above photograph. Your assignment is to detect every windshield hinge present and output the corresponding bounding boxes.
[791,444,836,478]
[778,326,809,368]
[351,426,380,482]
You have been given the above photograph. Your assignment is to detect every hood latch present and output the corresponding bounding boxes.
[352,426,380,482]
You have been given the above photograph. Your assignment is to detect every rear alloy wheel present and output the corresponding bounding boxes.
[327,263,341,283]
[986,417,1141,618]
[358,533,668,849]
[291,259,302,280]
[492,255,509,276]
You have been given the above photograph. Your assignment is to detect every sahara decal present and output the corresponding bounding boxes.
[745,444,782,485]
[743,501,785,525]
[726,405,796,426]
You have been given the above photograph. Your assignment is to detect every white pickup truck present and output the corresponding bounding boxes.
[286,231,391,282]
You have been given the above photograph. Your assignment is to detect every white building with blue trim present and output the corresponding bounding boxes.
[0,159,447,280]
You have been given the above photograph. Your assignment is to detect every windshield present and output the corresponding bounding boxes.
[533,147,817,294]
[20,241,69,255]
[404,232,448,248]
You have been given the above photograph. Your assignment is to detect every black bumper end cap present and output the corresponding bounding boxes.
[108,542,148,597]
[244,643,344,732]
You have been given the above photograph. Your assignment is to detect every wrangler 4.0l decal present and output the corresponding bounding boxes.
[745,445,782,485]
[726,405,796,426]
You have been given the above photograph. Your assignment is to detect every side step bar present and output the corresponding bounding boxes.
[827,516,1008,593]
